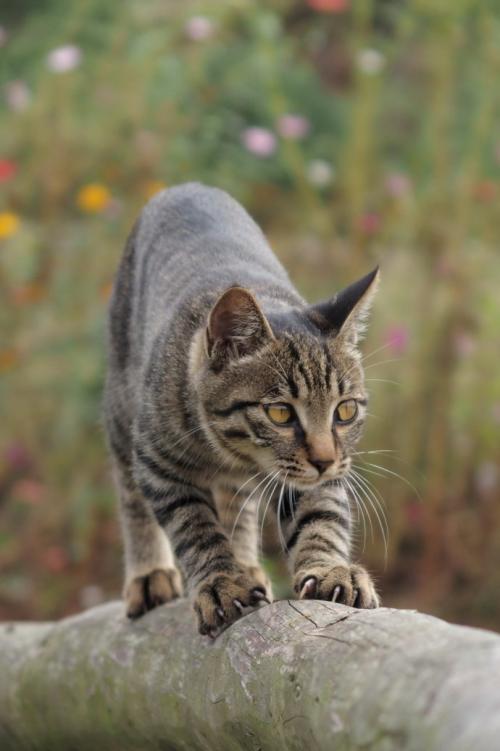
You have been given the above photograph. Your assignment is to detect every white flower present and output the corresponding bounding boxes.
[185,16,214,41]
[357,48,385,75]
[5,80,31,112]
[307,159,335,187]
[47,45,82,73]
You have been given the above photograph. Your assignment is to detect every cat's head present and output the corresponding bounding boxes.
[194,268,379,489]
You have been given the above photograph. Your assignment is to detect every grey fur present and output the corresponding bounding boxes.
[104,182,379,634]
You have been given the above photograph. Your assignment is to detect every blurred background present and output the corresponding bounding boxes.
[1,0,499,630]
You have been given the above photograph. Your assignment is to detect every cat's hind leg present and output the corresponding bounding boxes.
[113,463,183,618]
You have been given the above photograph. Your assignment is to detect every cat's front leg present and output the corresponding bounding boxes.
[284,482,379,608]
[141,480,269,636]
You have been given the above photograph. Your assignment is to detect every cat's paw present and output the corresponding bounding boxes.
[294,563,379,608]
[194,569,270,637]
[242,565,274,603]
[125,567,183,618]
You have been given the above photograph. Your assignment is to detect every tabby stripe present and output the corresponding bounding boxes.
[108,431,130,467]
[323,344,333,391]
[294,533,347,563]
[287,375,299,399]
[288,340,313,391]
[192,554,235,580]
[176,518,214,537]
[211,400,260,417]
[286,509,349,551]
[135,447,185,485]
[198,532,227,553]
[222,429,250,440]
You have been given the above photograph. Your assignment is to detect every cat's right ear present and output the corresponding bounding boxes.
[205,286,274,367]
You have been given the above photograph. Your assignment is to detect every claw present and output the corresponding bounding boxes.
[300,576,318,599]
[252,589,270,604]
[332,585,342,602]
[233,599,244,614]
[216,607,225,620]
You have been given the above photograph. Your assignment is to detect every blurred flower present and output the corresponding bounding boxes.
[358,211,381,235]
[307,0,348,12]
[144,180,167,199]
[0,159,17,182]
[12,283,45,306]
[4,442,31,471]
[0,26,7,48]
[306,159,335,187]
[0,348,19,372]
[104,198,123,220]
[76,183,111,213]
[4,80,31,112]
[276,114,310,140]
[491,403,500,424]
[385,172,411,198]
[0,211,20,238]
[47,45,82,73]
[185,16,214,41]
[472,180,497,203]
[357,48,385,75]
[12,479,46,505]
[43,546,69,573]
[474,462,498,496]
[453,331,476,359]
[241,127,277,158]
[384,324,409,355]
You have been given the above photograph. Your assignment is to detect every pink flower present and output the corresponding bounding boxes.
[4,80,31,112]
[4,442,31,471]
[405,501,422,525]
[307,0,349,12]
[185,16,214,41]
[385,172,411,198]
[0,159,17,182]
[384,325,409,355]
[241,127,277,158]
[47,45,82,73]
[358,212,381,235]
[276,114,310,140]
[453,331,476,359]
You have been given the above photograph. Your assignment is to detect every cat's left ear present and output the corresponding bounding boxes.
[306,267,380,344]
[206,286,275,367]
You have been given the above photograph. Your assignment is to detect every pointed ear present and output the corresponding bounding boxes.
[306,267,380,344]
[206,286,274,366]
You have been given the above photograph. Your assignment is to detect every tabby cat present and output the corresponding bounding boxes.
[104,182,380,636]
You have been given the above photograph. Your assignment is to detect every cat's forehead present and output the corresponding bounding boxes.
[270,333,363,400]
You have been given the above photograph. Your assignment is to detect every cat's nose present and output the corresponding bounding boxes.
[309,458,335,475]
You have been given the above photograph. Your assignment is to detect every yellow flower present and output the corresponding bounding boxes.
[144,180,167,199]
[76,183,111,213]
[0,212,20,239]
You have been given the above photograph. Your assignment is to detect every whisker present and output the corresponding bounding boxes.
[349,469,389,563]
[354,460,422,502]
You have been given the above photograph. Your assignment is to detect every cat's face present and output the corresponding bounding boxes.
[195,269,378,489]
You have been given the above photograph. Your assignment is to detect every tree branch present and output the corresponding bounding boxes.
[1,599,500,750]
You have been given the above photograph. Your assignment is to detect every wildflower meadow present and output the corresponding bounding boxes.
[1,0,499,630]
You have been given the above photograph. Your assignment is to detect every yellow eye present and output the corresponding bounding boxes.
[265,404,294,425]
[335,399,358,424]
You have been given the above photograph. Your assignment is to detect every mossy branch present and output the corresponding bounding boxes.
[1,599,500,750]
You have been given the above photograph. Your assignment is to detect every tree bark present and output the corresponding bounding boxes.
[1,599,500,751]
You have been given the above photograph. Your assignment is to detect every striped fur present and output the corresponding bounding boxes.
[104,183,379,635]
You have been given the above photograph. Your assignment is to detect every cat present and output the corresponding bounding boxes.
[104,182,380,636]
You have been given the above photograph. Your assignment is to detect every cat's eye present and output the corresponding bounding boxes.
[264,403,295,425]
[334,399,358,424]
